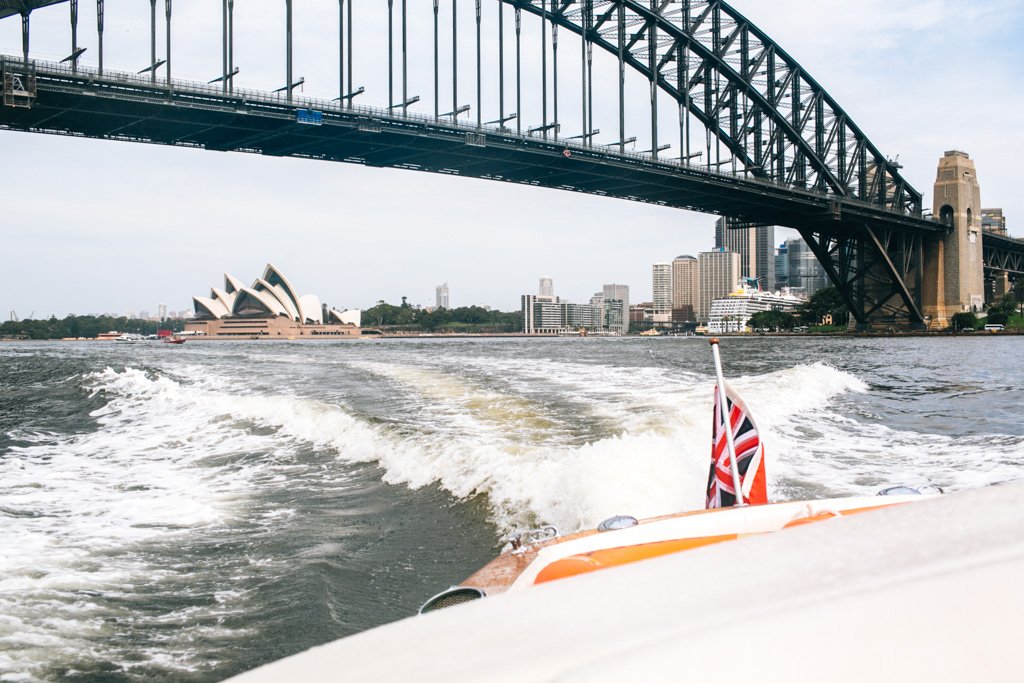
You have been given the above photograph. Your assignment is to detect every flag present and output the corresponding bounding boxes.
[706,383,768,508]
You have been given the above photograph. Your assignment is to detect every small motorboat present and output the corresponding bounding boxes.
[420,339,936,613]
[163,336,186,345]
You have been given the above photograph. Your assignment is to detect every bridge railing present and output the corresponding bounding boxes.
[3,53,935,224]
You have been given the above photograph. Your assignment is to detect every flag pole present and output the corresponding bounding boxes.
[710,338,745,506]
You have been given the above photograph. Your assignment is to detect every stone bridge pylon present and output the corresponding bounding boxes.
[922,151,986,329]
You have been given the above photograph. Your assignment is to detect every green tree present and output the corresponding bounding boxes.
[986,311,1009,326]
[798,287,849,326]
[949,311,978,331]
[748,310,798,331]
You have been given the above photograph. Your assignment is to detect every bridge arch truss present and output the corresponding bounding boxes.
[2,0,952,328]
[513,0,921,217]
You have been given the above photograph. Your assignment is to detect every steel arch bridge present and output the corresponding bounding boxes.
[2,0,1018,326]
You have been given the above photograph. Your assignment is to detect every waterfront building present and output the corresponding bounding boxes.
[521,294,603,334]
[671,255,699,323]
[435,282,450,309]
[521,294,561,334]
[602,284,630,334]
[981,209,1007,236]
[652,263,672,311]
[785,238,829,295]
[698,249,741,320]
[562,302,603,331]
[539,277,554,297]
[187,264,361,339]
[629,302,655,328]
[603,298,624,333]
[707,286,805,333]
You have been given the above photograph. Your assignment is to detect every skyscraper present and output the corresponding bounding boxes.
[602,283,630,334]
[698,249,741,320]
[981,209,1007,236]
[715,217,775,289]
[785,238,829,295]
[755,226,776,290]
[775,243,790,289]
[652,263,672,312]
[158,303,167,321]
[435,282,450,309]
[671,255,699,322]
[715,217,755,279]
[539,277,554,297]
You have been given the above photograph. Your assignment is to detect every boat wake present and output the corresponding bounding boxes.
[3,354,1021,680]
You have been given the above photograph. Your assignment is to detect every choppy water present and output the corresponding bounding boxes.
[1,336,1022,681]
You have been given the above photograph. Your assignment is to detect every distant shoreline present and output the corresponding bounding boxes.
[3,330,1021,342]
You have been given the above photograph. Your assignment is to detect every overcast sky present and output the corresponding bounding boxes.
[2,0,1022,317]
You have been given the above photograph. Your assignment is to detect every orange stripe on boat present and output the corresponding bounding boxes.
[781,503,907,529]
[534,534,741,585]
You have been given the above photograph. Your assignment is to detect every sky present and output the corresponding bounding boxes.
[2,0,1023,318]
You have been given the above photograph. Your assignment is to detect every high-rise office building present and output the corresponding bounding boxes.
[158,303,167,321]
[539,277,554,297]
[981,209,1007,236]
[698,249,741,320]
[602,284,630,334]
[785,238,829,295]
[755,226,776,290]
[603,299,625,333]
[435,282,450,309]
[775,243,790,289]
[715,218,755,280]
[652,263,672,312]
[671,255,699,322]
[715,217,775,289]
[521,294,561,334]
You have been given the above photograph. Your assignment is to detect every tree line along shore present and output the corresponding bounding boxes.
[2,289,1021,340]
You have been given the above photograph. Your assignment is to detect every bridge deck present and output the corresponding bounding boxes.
[0,56,945,238]
[0,1,67,21]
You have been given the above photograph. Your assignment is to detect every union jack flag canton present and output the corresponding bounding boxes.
[706,384,768,509]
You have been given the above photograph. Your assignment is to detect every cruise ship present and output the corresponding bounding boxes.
[706,285,804,333]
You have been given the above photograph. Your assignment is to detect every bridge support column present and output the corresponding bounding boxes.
[21,11,29,66]
[285,0,292,101]
[921,151,985,329]
[165,0,172,85]
[69,0,78,72]
[96,0,103,76]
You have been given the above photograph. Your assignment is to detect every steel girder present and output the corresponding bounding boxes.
[983,232,1024,276]
[0,1,67,20]
[510,0,923,217]
[798,225,925,329]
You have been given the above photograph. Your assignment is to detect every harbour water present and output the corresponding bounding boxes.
[1,337,1023,681]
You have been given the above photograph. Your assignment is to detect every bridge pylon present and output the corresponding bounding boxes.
[922,151,986,329]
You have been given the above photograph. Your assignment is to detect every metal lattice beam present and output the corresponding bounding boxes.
[983,232,1024,276]
[511,0,922,216]
[799,226,925,328]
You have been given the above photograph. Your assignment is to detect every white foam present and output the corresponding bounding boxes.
[339,358,878,533]
[0,366,332,678]
[4,352,1021,678]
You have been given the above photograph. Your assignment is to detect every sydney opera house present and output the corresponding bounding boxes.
[185,264,362,339]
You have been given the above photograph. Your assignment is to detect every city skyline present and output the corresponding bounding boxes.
[2,1,1022,317]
